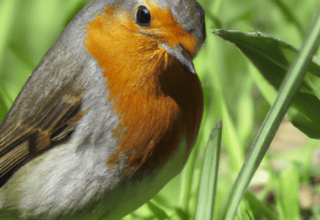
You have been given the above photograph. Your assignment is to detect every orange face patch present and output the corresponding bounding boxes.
[84,2,203,175]
[142,0,200,57]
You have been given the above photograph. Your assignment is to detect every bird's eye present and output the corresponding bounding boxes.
[135,6,151,27]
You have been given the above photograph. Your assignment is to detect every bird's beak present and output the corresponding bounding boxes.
[160,43,196,74]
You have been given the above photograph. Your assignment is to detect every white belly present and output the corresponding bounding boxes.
[0,136,188,220]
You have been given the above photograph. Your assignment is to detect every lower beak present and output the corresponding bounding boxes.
[160,43,196,74]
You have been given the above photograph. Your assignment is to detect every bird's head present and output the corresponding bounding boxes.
[82,0,206,78]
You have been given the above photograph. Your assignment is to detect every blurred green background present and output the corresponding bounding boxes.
[1,0,320,219]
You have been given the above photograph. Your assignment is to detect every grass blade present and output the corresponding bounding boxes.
[0,0,17,68]
[244,191,279,220]
[276,165,300,220]
[270,0,305,37]
[221,14,320,220]
[195,121,222,220]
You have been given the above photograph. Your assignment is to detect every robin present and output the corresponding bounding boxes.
[0,0,205,219]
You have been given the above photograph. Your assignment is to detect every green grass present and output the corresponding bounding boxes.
[1,0,320,219]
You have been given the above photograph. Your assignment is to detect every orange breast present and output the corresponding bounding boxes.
[84,5,203,175]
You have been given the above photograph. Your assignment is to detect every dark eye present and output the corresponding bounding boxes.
[135,6,151,27]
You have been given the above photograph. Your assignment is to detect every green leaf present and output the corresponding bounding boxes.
[214,29,320,139]
[218,14,320,220]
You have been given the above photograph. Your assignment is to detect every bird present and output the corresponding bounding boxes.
[0,0,205,219]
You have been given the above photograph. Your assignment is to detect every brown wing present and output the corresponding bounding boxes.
[0,45,89,186]
[0,87,87,186]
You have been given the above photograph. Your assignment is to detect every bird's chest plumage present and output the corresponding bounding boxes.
[106,84,182,176]
[81,70,203,220]
[82,55,203,219]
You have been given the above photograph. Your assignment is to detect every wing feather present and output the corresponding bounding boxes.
[0,91,86,186]
[0,47,89,186]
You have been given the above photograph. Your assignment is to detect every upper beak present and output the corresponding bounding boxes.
[160,43,196,74]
